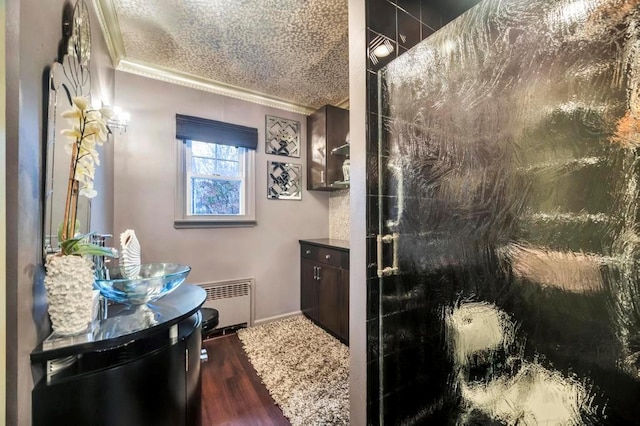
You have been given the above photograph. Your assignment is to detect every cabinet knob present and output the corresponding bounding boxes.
[305,250,311,255]
[325,254,331,259]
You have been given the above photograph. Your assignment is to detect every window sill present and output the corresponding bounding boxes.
[174,219,257,229]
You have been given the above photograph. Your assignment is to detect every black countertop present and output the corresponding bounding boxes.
[31,284,206,363]
[299,238,349,251]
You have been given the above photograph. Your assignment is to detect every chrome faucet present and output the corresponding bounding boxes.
[90,233,120,279]
[90,233,120,320]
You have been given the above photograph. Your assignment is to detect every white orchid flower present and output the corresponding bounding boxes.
[61,107,82,121]
[60,95,115,201]
[86,121,107,141]
[99,107,114,119]
[61,128,82,140]
[79,187,97,199]
[72,96,89,111]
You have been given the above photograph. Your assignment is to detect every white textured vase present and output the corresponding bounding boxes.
[44,255,95,335]
[120,229,141,277]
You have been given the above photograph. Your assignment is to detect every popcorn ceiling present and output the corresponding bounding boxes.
[113,0,349,108]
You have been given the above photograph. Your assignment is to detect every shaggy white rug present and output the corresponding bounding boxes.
[237,315,350,425]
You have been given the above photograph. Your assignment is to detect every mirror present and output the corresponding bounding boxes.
[267,162,303,200]
[43,0,92,257]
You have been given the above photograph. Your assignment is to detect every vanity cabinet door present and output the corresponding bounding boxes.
[317,264,342,335]
[301,258,320,324]
[300,242,349,345]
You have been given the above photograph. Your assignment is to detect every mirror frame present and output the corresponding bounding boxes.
[43,0,93,259]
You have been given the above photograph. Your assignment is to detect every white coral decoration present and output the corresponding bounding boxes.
[61,96,112,199]
[44,255,95,335]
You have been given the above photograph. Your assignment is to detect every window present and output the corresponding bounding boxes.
[175,114,257,228]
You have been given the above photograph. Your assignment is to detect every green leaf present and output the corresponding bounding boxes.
[57,222,64,245]
[71,243,117,257]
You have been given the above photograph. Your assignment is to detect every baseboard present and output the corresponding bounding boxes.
[253,310,302,327]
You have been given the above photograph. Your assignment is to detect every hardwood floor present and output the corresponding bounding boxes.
[201,334,291,426]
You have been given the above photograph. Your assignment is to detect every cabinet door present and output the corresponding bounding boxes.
[325,106,350,186]
[301,258,320,323]
[307,107,327,190]
[306,105,349,190]
[317,264,342,335]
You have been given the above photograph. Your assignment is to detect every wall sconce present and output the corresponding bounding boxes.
[108,106,130,134]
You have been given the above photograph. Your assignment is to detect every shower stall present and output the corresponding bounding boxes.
[368,0,640,423]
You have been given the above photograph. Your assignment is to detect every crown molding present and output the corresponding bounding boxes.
[117,59,316,115]
[93,0,318,115]
[336,96,350,109]
[93,0,126,67]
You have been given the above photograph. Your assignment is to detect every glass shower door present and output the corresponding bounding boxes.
[372,0,640,424]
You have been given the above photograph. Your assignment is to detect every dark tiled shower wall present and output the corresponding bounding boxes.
[364,0,482,423]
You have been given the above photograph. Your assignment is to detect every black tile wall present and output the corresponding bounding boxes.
[367,71,378,114]
[367,0,397,40]
[397,10,421,49]
[422,24,435,40]
[420,1,442,30]
[367,275,380,319]
[396,0,420,20]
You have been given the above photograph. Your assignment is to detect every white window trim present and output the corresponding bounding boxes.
[175,139,256,228]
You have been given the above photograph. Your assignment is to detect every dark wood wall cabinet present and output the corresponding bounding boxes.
[307,105,350,191]
[300,239,349,344]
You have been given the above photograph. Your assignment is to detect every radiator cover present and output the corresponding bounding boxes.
[197,278,253,329]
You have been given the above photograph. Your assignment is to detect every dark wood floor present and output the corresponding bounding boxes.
[201,334,291,426]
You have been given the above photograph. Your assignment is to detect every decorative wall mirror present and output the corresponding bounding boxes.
[43,0,92,257]
[265,115,301,158]
[267,161,302,200]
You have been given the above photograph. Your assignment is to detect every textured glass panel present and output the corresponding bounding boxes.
[191,178,240,215]
[376,0,640,423]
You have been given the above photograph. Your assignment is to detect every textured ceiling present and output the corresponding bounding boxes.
[111,0,349,109]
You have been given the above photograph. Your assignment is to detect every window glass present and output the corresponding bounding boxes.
[176,138,255,228]
[186,141,246,216]
[191,177,241,215]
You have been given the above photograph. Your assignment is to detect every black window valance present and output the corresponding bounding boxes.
[176,114,258,150]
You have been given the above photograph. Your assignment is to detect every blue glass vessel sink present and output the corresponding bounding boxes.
[95,263,191,305]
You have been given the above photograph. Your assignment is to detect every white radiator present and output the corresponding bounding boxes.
[198,278,254,329]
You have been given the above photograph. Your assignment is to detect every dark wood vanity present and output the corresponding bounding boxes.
[31,284,206,426]
[299,239,349,344]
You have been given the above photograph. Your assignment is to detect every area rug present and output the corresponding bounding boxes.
[237,315,349,425]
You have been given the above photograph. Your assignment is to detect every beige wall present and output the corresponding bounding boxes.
[113,71,330,322]
[348,0,367,423]
[5,0,114,423]
[1,0,6,422]
[6,0,67,422]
